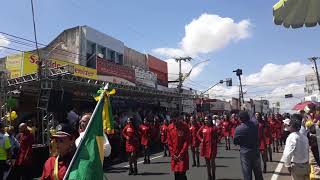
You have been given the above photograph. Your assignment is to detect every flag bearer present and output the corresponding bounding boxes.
[40,123,76,180]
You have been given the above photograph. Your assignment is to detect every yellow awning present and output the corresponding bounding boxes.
[273,0,320,28]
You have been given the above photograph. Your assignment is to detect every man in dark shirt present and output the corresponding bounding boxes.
[234,111,263,180]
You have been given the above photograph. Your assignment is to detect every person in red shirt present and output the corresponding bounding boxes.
[197,116,219,180]
[160,119,169,157]
[41,123,76,180]
[189,116,200,167]
[15,123,34,180]
[256,113,268,173]
[122,117,139,175]
[221,115,231,150]
[139,118,151,164]
[230,114,240,139]
[268,114,278,153]
[274,113,283,148]
[167,114,190,180]
[262,115,273,162]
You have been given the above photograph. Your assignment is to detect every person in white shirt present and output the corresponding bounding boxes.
[282,114,310,180]
[75,113,111,158]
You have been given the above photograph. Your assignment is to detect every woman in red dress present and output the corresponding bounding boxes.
[167,116,190,180]
[221,115,231,150]
[230,114,240,139]
[197,116,219,180]
[139,118,151,164]
[263,115,273,162]
[160,119,169,157]
[256,113,268,173]
[122,117,139,175]
[189,116,200,167]
[268,114,279,153]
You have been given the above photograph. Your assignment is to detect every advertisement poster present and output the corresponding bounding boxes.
[6,53,23,78]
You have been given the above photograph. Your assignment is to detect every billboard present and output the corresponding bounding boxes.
[134,67,156,88]
[6,53,23,78]
[96,57,135,82]
[23,52,97,80]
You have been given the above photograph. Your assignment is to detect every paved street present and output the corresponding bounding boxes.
[105,142,291,180]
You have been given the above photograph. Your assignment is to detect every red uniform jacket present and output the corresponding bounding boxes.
[122,124,138,153]
[167,122,190,172]
[40,154,72,180]
[189,124,200,148]
[268,118,277,140]
[16,131,34,166]
[197,125,218,159]
[258,121,267,151]
[139,124,151,146]
[160,124,168,144]
[222,120,231,137]
[231,118,240,138]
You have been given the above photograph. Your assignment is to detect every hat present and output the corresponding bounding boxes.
[51,123,73,138]
[283,118,291,125]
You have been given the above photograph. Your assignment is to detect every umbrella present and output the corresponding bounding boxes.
[273,0,320,28]
[292,101,319,111]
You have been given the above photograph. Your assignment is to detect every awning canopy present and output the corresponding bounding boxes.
[273,0,320,28]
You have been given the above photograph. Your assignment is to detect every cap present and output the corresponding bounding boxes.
[283,118,291,125]
[51,123,73,138]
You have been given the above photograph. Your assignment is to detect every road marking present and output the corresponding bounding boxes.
[271,155,284,180]
[123,154,164,168]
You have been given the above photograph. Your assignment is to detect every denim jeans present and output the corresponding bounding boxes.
[240,150,264,180]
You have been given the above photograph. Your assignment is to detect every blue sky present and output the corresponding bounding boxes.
[1,0,320,111]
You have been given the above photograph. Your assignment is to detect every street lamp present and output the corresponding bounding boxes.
[233,69,244,110]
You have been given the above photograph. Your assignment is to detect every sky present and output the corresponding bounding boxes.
[1,0,320,112]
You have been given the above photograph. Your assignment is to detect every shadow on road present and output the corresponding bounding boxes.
[138,172,170,176]
[216,156,237,159]
[150,161,170,164]
[105,167,129,174]
[216,165,228,168]
[217,178,242,180]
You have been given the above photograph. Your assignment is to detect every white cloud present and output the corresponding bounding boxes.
[205,62,312,113]
[153,13,251,57]
[0,34,10,53]
[165,59,208,81]
[244,62,312,86]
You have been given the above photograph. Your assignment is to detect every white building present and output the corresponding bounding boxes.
[304,74,320,102]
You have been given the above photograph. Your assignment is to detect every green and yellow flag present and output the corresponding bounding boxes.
[64,86,115,180]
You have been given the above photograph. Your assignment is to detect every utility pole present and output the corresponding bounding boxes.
[233,69,244,110]
[309,57,320,94]
[175,57,192,114]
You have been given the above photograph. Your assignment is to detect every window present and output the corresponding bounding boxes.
[107,49,115,62]
[97,45,106,59]
[86,41,96,68]
[115,53,123,64]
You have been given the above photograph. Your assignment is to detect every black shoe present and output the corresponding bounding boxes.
[128,168,133,175]
[148,159,151,164]
[212,174,216,180]
[208,175,212,180]
[197,161,200,167]
[163,154,167,157]
[192,163,196,167]
[143,159,147,164]
[134,168,138,175]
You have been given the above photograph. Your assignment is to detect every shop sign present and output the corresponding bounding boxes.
[23,52,97,79]
[97,75,135,86]
[96,57,135,82]
[134,67,156,88]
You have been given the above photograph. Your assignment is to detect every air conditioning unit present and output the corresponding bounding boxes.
[97,53,104,58]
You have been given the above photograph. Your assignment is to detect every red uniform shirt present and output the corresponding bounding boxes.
[139,124,151,146]
[16,131,34,166]
[167,121,190,172]
[197,125,218,159]
[160,124,168,144]
[189,124,200,148]
[40,154,72,180]
[258,121,267,151]
[231,118,240,138]
[222,120,231,137]
[122,124,138,153]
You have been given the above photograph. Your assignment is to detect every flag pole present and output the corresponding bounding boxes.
[63,83,108,180]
